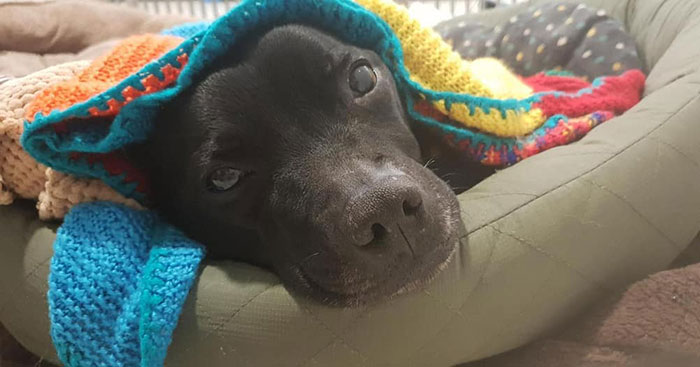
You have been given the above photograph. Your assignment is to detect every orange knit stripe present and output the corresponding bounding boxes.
[25,35,183,122]
[89,54,189,117]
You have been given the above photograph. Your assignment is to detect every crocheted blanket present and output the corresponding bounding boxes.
[20,2,646,199]
[13,0,644,366]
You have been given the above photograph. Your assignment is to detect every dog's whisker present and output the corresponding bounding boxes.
[439,172,459,179]
[299,251,321,265]
[449,186,473,191]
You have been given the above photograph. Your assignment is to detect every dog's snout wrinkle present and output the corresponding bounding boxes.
[397,225,416,259]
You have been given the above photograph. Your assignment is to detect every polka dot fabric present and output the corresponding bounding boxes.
[437,2,643,80]
[568,18,643,78]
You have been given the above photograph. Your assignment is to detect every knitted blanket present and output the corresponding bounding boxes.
[12,0,644,366]
[49,202,204,367]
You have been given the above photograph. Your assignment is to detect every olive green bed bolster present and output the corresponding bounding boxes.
[2,0,700,366]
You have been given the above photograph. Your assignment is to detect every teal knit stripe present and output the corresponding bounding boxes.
[49,202,204,367]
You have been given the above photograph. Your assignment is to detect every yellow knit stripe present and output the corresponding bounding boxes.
[433,100,546,136]
[355,0,546,137]
[468,58,532,99]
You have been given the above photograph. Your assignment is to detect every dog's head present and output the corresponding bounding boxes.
[138,25,463,306]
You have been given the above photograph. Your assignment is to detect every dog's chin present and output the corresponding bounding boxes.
[280,201,462,308]
[285,237,458,308]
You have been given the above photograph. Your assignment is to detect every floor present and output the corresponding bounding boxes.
[0,324,55,367]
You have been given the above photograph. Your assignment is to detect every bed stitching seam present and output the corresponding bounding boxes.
[580,177,682,251]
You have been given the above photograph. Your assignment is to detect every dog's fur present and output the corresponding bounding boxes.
[133,25,492,306]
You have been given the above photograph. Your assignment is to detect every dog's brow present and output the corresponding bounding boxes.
[326,49,352,74]
[206,145,248,165]
[204,131,242,157]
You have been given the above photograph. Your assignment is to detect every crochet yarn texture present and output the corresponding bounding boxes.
[21,0,645,204]
[49,202,204,367]
[0,62,141,219]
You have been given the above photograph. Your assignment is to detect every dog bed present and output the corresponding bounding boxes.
[1,0,700,366]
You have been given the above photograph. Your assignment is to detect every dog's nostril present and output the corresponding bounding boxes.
[373,154,386,164]
[371,223,387,239]
[402,198,422,217]
[359,223,388,248]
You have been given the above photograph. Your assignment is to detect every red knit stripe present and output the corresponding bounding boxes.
[533,69,645,117]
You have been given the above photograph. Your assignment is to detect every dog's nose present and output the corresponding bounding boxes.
[346,174,425,249]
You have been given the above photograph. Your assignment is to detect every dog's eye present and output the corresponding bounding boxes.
[349,62,377,96]
[207,167,243,192]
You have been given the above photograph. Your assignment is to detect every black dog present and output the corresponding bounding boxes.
[133,25,491,306]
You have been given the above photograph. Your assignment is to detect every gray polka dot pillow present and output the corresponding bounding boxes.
[435,2,644,80]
